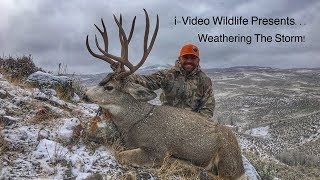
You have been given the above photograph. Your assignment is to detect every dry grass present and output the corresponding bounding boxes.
[244,151,320,180]
[31,106,60,124]
[54,83,74,101]
[110,139,126,153]
[157,155,200,179]
[114,152,218,180]
[71,78,87,100]
[68,123,84,146]
[0,130,9,156]
[155,155,220,180]
[0,55,41,83]
[3,75,24,85]
[44,142,70,175]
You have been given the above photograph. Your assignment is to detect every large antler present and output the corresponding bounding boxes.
[86,9,159,79]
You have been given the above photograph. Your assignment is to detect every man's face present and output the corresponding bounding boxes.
[179,54,200,72]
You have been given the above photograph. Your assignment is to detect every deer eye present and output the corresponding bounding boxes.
[104,85,114,91]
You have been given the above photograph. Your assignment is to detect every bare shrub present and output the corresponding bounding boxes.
[0,55,42,82]
[71,78,87,100]
[54,81,74,101]
[32,106,60,124]
[0,130,9,156]
[276,151,320,167]
[45,142,69,175]
[156,156,202,180]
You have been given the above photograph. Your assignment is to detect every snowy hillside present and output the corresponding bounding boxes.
[1,66,319,179]
[0,72,260,179]
[0,73,124,179]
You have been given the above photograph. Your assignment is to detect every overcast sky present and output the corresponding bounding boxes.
[1,0,319,74]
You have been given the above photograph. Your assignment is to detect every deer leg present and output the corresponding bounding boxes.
[117,148,165,167]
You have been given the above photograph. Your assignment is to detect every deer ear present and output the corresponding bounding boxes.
[125,83,157,102]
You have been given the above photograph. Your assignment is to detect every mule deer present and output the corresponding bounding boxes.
[85,9,245,180]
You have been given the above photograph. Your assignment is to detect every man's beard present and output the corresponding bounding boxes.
[182,62,198,72]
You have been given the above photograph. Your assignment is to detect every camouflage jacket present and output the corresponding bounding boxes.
[130,62,215,118]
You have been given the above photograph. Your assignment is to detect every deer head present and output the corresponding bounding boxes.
[85,9,159,108]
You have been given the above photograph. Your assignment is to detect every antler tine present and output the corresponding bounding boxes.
[143,9,150,52]
[134,9,159,71]
[117,15,126,72]
[138,12,159,68]
[118,14,124,50]
[86,35,115,65]
[113,14,135,71]
[116,9,159,79]
[98,18,108,51]
[87,19,127,70]
[128,16,137,43]
[147,14,159,54]
[87,9,159,79]
[119,15,136,72]
[92,20,112,59]
[117,15,136,45]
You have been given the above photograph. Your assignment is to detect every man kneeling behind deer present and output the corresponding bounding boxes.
[85,9,246,180]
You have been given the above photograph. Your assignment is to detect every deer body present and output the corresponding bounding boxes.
[86,82,245,179]
[85,10,245,179]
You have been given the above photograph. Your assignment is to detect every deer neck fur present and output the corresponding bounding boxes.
[100,96,154,133]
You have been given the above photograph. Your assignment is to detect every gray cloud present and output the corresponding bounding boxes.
[0,0,319,74]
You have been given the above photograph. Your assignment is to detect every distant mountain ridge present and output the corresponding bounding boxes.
[139,64,172,71]
[68,66,320,86]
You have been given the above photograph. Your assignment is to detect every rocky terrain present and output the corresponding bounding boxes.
[74,65,320,179]
[0,65,319,179]
[209,67,320,179]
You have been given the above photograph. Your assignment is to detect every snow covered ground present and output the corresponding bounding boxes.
[0,73,260,179]
[0,73,125,179]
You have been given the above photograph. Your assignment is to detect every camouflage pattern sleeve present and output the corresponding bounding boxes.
[198,77,215,118]
[129,70,168,90]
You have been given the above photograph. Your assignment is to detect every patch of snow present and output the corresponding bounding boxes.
[250,78,265,81]
[97,121,107,128]
[288,88,301,92]
[27,71,72,85]
[32,88,69,107]
[38,128,51,140]
[295,69,313,73]
[32,139,70,175]
[215,91,232,97]
[75,173,91,180]
[1,158,38,178]
[42,88,57,97]
[0,81,11,91]
[77,103,99,117]
[8,86,32,97]
[49,96,67,106]
[3,115,20,122]
[11,96,29,106]
[32,89,48,99]
[246,126,270,138]
[240,108,250,112]
[43,104,66,115]
[0,89,6,95]
[1,126,40,150]
[72,93,81,103]
[139,64,172,71]
[147,89,161,106]
[57,118,81,141]
[243,155,261,180]
[0,109,5,115]
[69,146,122,176]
